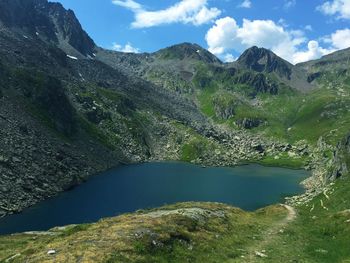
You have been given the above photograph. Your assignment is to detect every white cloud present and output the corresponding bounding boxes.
[239,0,252,8]
[112,0,142,10]
[112,43,140,53]
[317,0,350,19]
[205,17,305,63]
[205,17,242,55]
[293,29,350,63]
[292,41,334,64]
[112,0,221,28]
[325,28,350,49]
[204,17,350,64]
[223,53,236,62]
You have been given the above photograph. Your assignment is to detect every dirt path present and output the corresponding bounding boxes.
[243,204,297,262]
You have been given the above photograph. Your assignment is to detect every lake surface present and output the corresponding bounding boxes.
[0,162,309,235]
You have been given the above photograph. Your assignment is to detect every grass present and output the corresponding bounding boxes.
[257,154,309,169]
[194,66,350,147]
[258,175,350,262]
[0,203,288,263]
[180,138,209,162]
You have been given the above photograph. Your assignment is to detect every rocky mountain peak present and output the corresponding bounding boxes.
[0,0,95,57]
[236,46,292,80]
[155,43,222,64]
[48,2,96,57]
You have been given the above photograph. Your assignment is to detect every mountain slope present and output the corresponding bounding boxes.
[0,0,212,216]
[0,0,286,217]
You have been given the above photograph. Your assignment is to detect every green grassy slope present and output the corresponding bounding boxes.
[193,63,350,147]
[0,203,287,263]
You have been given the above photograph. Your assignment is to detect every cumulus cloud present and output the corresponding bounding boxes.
[317,0,350,19]
[112,0,221,28]
[205,17,305,63]
[293,29,350,63]
[205,17,350,64]
[325,28,350,49]
[112,43,140,53]
[223,53,236,62]
[292,41,334,64]
[238,0,252,8]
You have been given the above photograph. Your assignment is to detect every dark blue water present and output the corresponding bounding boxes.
[0,162,308,235]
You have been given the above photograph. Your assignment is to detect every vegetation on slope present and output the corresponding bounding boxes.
[0,203,287,262]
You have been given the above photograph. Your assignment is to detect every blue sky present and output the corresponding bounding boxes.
[53,0,350,63]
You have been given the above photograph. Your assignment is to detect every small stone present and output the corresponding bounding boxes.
[255,251,268,258]
[12,157,20,163]
[47,250,56,255]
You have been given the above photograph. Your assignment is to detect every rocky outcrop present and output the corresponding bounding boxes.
[0,97,118,217]
[235,118,265,129]
[0,0,95,57]
[48,2,96,56]
[14,70,76,135]
[234,72,279,96]
[213,96,236,120]
[330,133,350,180]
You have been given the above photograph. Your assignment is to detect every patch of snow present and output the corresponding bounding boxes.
[92,53,96,57]
[35,32,39,36]
[66,55,78,60]
[196,50,200,53]
[23,35,28,39]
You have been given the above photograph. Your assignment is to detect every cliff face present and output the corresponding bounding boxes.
[0,0,95,57]
[331,134,350,180]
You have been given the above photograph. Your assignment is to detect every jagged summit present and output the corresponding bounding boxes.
[0,0,95,57]
[155,43,222,64]
[236,46,292,80]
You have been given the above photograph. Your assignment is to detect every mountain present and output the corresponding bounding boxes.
[0,0,96,57]
[298,47,350,72]
[236,46,293,79]
[0,1,350,261]
[155,42,222,64]
[0,0,214,216]
[297,48,350,83]
[234,46,313,92]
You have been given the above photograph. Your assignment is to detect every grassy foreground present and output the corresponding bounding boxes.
[0,173,350,263]
[0,203,288,262]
